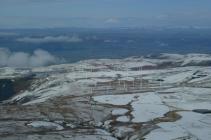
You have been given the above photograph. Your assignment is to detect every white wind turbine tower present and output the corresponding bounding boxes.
[123,68,127,91]
[84,70,88,79]
[116,65,121,91]
[118,77,121,86]
[90,63,94,73]
[107,80,113,94]
[159,75,162,89]
[118,65,121,87]
[126,65,130,91]
[140,65,143,89]
[89,84,95,124]
[80,64,84,77]
[157,72,162,90]
[160,70,163,89]
[123,80,126,91]
[89,63,98,123]
[85,64,88,79]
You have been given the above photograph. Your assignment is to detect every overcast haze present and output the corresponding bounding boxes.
[0,0,211,28]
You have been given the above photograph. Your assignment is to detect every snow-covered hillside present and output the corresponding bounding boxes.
[0,53,211,140]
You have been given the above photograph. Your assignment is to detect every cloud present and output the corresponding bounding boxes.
[0,48,60,67]
[127,40,135,43]
[156,14,169,20]
[85,35,98,40]
[0,32,18,36]
[16,35,83,43]
[105,18,119,24]
[104,39,118,43]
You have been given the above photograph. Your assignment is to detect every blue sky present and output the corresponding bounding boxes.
[0,0,211,28]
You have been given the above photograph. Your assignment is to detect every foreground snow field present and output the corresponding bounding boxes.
[0,53,211,140]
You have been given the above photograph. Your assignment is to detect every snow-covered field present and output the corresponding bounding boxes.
[0,53,211,140]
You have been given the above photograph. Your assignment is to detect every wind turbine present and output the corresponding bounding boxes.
[123,80,126,91]
[140,65,143,89]
[85,65,88,79]
[118,78,121,86]
[133,77,135,88]
[118,65,121,87]
[89,85,95,124]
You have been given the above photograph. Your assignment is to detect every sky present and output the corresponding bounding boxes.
[0,0,211,28]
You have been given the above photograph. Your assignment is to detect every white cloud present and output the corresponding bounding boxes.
[8,52,30,67]
[104,39,118,43]
[0,48,10,66]
[156,14,169,20]
[105,18,119,24]
[16,35,83,43]
[85,35,98,40]
[0,48,59,67]
[0,32,18,36]
[127,40,135,43]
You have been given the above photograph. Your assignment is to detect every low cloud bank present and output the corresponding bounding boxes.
[0,32,18,36]
[105,18,119,24]
[0,48,60,67]
[16,35,83,43]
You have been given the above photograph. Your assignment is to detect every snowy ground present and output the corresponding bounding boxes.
[0,53,211,140]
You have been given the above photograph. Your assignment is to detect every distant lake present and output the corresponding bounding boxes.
[0,76,33,101]
[0,79,15,101]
